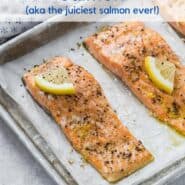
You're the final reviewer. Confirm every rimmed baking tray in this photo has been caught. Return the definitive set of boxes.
[1,18,185,185]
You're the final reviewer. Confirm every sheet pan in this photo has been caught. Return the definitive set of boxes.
[1,20,185,185]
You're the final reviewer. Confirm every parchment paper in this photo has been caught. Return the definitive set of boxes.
[1,22,185,185]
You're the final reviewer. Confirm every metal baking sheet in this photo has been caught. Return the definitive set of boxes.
[1,20,185,185]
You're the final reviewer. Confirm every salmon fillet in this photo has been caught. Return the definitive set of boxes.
[23,57,153,182]
[84,22,185,135]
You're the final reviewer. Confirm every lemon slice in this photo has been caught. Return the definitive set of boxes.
[35,67,75,95]
[144,56,176,94]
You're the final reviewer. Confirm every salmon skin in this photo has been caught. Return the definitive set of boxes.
[84,22,185,135]
[23,57,153,182]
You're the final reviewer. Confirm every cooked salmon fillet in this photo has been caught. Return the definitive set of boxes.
[23,57,153,182]
[84,22,185,135]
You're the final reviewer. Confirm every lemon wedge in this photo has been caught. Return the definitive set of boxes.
[35,67,75,95]
[144,56,176,94]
